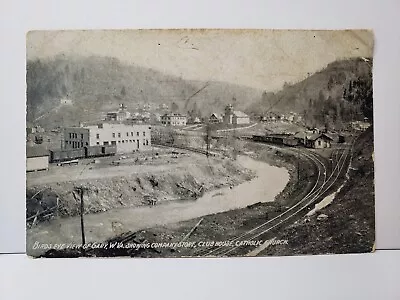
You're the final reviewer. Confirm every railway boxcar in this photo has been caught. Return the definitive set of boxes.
[49,150,61,162]
[253,134,298,147]
[283,138,298,147]
[69,148,85,160]
[252,135,266,143]
[252,135,284,145]
[50,148,85,162]
[103,145,117,156]
[271,136,284,144]
[85,145,103,158]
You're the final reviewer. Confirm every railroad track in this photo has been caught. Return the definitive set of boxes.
[154,138,352,257]
[99,138,353,258]
[196,141,353,257]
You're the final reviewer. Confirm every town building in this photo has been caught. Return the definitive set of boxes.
[295,115,303,123]
[60,98,73,105]
[26,125,45,135]
[161,113,187,126]
[187,116,202,124]
[159,103,169,110]
[260,112,278,122]
[26,145,49,172]
[124,112,151,124]
[26,127,36,135]
[105,103,131,121]
[152,113,162,123]
[62,127,90,149]
[193,117,201,124]
[209,113,222,124]
[223,104,250,125]
[63,123,152,153]
[304,133,333,149]
[350,121,371,131]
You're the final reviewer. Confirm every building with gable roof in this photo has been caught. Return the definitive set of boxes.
[223,104,250,125]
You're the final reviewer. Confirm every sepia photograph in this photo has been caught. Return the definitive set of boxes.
[25,29,374,258]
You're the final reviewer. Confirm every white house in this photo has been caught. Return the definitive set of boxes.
[209,113,222,123]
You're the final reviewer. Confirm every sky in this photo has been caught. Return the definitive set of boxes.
[27,29,374,91]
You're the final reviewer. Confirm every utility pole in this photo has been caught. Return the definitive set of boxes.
[233,123,237,160]
[297,149,300,183]
[232,99,237,161]
[79,187,86,246]
[205,123,211,157]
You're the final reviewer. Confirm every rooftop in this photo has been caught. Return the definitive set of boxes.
[162,113,187,117]
[26,145,49,158]
[233,111,249,118]
[210,113,221,118]
[307,133,333,141]
[80,121,151,128]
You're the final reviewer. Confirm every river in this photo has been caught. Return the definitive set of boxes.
[27,155,289,256]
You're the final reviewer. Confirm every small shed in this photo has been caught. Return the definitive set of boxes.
[26,146,49,172]
[305,133,333,149]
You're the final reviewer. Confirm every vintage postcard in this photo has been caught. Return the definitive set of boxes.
[26,29,374,258]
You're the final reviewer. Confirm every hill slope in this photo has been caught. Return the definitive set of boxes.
[263,127,375,255]
[26,55,262,128]
[247,57,373,128]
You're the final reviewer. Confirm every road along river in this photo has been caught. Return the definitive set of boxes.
[27,155,289,256]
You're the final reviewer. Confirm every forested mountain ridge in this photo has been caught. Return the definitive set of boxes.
[26,55,261,128]
[247,57,373,129]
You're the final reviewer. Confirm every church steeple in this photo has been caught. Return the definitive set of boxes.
[225,103,233,115]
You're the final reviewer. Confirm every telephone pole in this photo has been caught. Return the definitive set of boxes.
[232,99,237,160]
[79,187,86,246]
[297,150,300,183]
[205,123,211,157]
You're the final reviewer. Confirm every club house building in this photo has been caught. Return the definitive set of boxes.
[161,113,187,126]
[63,122,152,153]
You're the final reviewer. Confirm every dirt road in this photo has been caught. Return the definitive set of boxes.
[27,151,197,186]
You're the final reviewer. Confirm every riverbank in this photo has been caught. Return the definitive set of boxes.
[39,142,306,258]
[123,142,315,258]
[27,155,288,257]
[26,152,253,225]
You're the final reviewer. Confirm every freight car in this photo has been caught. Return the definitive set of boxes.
[103,145,117,156]
[50,148,85,163]
[85,145,117,158]
[85,145,103,158]
[252,135,298,147]
[50,145,117,163]
[283,137,298,146]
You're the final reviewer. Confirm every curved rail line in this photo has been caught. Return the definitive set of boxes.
[211,142,353,257]
[155,139,338,257]
[198,141,352,257]
[197,146,331,257]
[125,137,354,258]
